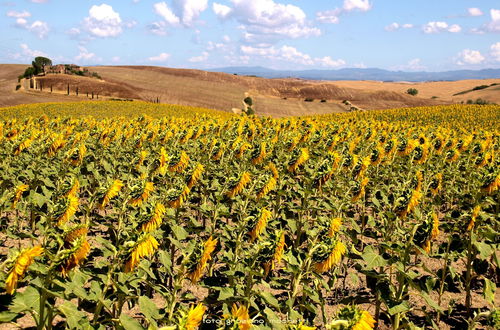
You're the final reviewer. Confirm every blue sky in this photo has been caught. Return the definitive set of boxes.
[1,0,499,71]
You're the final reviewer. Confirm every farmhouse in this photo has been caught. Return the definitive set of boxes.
[48,64,85,74]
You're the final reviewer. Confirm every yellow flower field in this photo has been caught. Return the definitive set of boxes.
[0,102,498,329]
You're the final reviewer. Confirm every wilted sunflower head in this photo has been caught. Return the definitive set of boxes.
[311,236,337,263]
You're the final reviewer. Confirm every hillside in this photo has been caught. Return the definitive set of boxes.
[2,64,498,117]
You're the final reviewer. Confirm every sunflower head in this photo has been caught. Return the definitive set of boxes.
[328,306,375,330]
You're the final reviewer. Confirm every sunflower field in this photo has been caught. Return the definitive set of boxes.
[0,101,498,329]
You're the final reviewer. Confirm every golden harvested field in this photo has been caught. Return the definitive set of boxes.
[331,79,500,105]
[7,64,494,117]
[0,101,498,329]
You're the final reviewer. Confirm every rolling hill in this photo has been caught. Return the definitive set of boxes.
[1,64,498,117]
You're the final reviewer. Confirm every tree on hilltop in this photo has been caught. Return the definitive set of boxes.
[32,56,52,75]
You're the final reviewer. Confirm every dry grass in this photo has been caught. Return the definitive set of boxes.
[2,64,497,117]
[331,79,500,104]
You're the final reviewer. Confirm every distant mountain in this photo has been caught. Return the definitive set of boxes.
[209,67,500,82]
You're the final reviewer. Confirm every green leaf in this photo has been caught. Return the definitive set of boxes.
[388,301,411,315]
[218,287,234,300]
[10,286,40,314]
[119,314,144,330]
[263,307,283,329]
[474,241,494,260]
[419,291,442,312]
[0,311,18,323]
[138,296,161,322]
[58,301,91,329]
[259,291,280,309]
[361,247,387,270]
[483,278,496,305]
[171,224,188,240]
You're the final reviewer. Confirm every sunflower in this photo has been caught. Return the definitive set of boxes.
[288,148,309,173]
[236,142,251,159]
[156,147,169,176]
[256,176,276,200]
[57,195,79,226]
[467,205,481,231]
[431,212,440,240]
[263,231,286,275]
[13,136,34,156]
[187,163,205,189]
[267,162,279,180]
[181,303,207,330]
[227,304,251,330]
[249,208,272,241]
[129,181,154,207]
[429,173,443,196]
[369,146,384,166]
[445,149,460,162]
[60,237,91,277]
[351,177,369,202]
[481,172,500,194]
[12,184,29,208]
[5,246,44,294]
[329,217,342,237]
[167,186,191,209]
[169,151,190,173]
[313,239,346,273]
[64,178,80,198]
[226,172,251,198]
[47,134,66,157]
[328,306,375,330]
[250,142,267,165]
[124,233,159,272]
[187,236,218,283]
[136,150,148,168]
[100,179,124,209]
[141,203,166,232]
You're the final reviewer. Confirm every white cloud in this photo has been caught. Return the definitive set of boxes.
[6,10,49,39]
[406,58,425,71]
[423,21,461,34]
[487,9,500,32]
[20,43,47,58]
[189,51,209,62]
[385,22,414,31]
[112,56,121,62]
[316,9,341,24]
[148,52,171,62]
[212,2,232,19]
[317,0,372,24]
[240,45,345,67]
[392,58,426,71]
[468,8,483,17]
[75,46,97,62]
[456,49,485,65]
[447,24,461,33]
[213,0,320,43]
[385,22,399,31]
[317,56,346,67]
[153,0,208,28]
[30,0,48,3]
[148,21,168,35]
[68,27,81,37]
[83,4,123,37]
[491,42,500,62]
[343,0,371,12]
[28,20,49,38]
[6,10,31,18]
[154,2,181,25]
[223,35,231,42]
